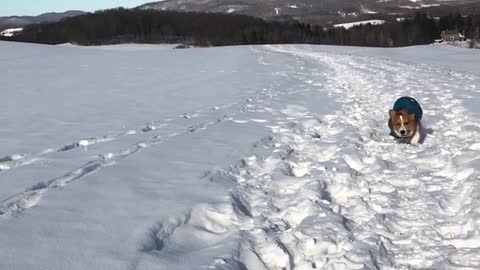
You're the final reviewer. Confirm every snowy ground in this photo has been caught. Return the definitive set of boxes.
[0,41,479,270]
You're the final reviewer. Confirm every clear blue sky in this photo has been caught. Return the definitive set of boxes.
[0,0,153,16]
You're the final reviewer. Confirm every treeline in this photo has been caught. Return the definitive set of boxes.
[3,8,480,47]
[7,9,314,46]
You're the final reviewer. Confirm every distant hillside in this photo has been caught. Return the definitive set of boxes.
[0,11,85,31]
[6,9,316,46]
[3,8,479,48]
[138,0,480,25]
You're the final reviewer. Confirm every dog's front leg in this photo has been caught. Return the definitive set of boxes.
[409,123,422,145]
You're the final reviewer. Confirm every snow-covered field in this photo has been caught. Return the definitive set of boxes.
[0,41,479,270]
[333,20,386,29]
[0,28,23,37]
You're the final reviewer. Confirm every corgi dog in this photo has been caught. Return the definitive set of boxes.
[388,96,424,145]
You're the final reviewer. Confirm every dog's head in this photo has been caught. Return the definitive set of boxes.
[389,109,417,138]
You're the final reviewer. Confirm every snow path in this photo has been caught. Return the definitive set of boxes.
[257,45,480,269]
[134,45,480,269]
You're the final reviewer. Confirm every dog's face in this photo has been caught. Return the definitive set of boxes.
[389,109,417,138]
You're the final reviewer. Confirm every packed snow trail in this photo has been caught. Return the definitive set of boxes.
[247,45,479,269]
[1,43,479,270]
[249,45,480,269]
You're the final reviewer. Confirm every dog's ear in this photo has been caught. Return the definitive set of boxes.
[409,113,415,120]
[389,109,396,119]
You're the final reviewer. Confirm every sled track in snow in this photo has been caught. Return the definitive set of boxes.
[0,103,243,216]
[0,100,245,173]
[134,45,480,269]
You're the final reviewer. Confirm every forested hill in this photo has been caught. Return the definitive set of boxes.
[3,8,480,47]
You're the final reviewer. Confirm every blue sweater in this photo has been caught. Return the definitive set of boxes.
[393,96,423,121]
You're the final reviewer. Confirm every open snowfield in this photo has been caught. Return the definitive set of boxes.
[0,41,479,270]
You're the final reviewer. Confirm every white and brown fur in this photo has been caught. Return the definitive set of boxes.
[388,109,424,144]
